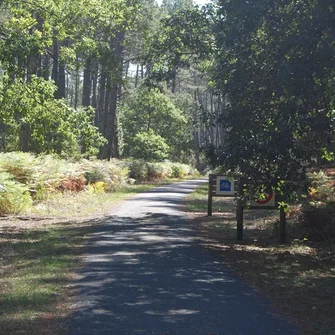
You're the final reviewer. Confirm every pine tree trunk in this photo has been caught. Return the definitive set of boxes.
[19,123,30,152]
[51,38,66,99]
[74,58,80,109]
[97,66,107,132]
[135,64,139,88]
[92,64,98,109]
[42,54,50,80]
[59,62,66,98]
[82,59,91,107]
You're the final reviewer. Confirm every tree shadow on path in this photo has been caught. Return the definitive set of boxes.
[65,213,299,335]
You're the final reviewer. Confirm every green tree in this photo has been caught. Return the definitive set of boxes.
[121,87,192,161]
[208,0,335,197]
[130,130,170,161]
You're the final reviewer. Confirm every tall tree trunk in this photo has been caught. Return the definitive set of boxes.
[141,64,144,79]
[52,38,66,99]
[135,64,139,88]
[106,82,119,159]
[91,62,98,110]
[82,58,91,107]
[19,124,30,152]
[0,124,7,151]
[124,60,129,78]
[103,76,111,136]
[42,53,50,80]
[59,62,66,98]
[97,66,107,131]
[74,58,80,109]
[51,39,59,88]
[105,31,125,159]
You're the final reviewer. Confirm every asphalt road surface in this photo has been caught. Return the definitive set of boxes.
[66,180,298,335]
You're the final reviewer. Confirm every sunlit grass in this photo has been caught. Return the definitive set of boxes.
[30,183,171,218]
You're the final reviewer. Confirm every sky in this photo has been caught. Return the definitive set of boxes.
[193,0,212,5]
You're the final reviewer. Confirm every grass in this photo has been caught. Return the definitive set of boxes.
[0,222,97,334]
[30,184,157,218]
[185,184,335,335]
[0,180,176,334]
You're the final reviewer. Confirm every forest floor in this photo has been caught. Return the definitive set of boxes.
[185,185,335,335]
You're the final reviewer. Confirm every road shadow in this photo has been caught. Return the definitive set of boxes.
[65,213,298,335]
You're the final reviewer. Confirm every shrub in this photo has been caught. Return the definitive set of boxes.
[59,176,86,192]
[80,159,129,191]
[299,168,335,240]
[0,171,32,214]
[127,160,149,182]
[298,206,335,241]
[0,152,37,184]
[31,155,82,199]
[127,160,198,182]
[147,163,169,180]
[130,130,170,162]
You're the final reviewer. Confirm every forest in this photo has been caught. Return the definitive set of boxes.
[0,0,334,226]
[0,0,335,333]
[0,0,333,188]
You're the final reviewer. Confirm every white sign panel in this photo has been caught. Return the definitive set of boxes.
[249,192,275,207]
[216,176,235,195]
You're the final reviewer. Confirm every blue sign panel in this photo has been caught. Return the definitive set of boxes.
[216,176,235,195]
[220,179,232,192]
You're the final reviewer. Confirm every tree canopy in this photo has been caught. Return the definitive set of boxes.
[207,0,335,198]
[0,0,333,180]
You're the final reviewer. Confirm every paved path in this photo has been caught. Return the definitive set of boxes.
[66,180,298,335]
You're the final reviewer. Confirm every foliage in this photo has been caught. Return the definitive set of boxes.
[121,87,192,161]
[0,171,32,214]
[80,159,129,191]
[130,130,170,162]
[208,0,335,199]
[298,168,335,240]
[0,152,198,213]
[146,5,214,86]
[0,76,105,155]
[0,152,37,184]
[127,159,198,182]
[306,170,335,208]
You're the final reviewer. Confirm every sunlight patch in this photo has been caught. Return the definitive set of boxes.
[168,309,200,315]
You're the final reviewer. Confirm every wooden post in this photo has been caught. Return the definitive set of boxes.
[236,198,243,240]
[279,206,286,243]
[208,175,213,216]
[236,181,243,240]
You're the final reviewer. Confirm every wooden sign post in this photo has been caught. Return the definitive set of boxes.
[207,175,287,243]
[208,174,236,216]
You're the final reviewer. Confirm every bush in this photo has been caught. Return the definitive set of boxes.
[130,130,170,162]
[299,206,335,241]
[147,162,172,180]
[0,152,199,213]
[127,160,149,182]
[80,159,129,191]
[127,160,198,182]
[299,168,335,240]
[0,172,32,214]
[32,155,82,199]
[0,152,37,184]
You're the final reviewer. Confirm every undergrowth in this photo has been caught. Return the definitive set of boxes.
[0,152,199,215]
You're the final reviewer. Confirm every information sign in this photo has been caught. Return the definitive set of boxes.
[216,176,235,195]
